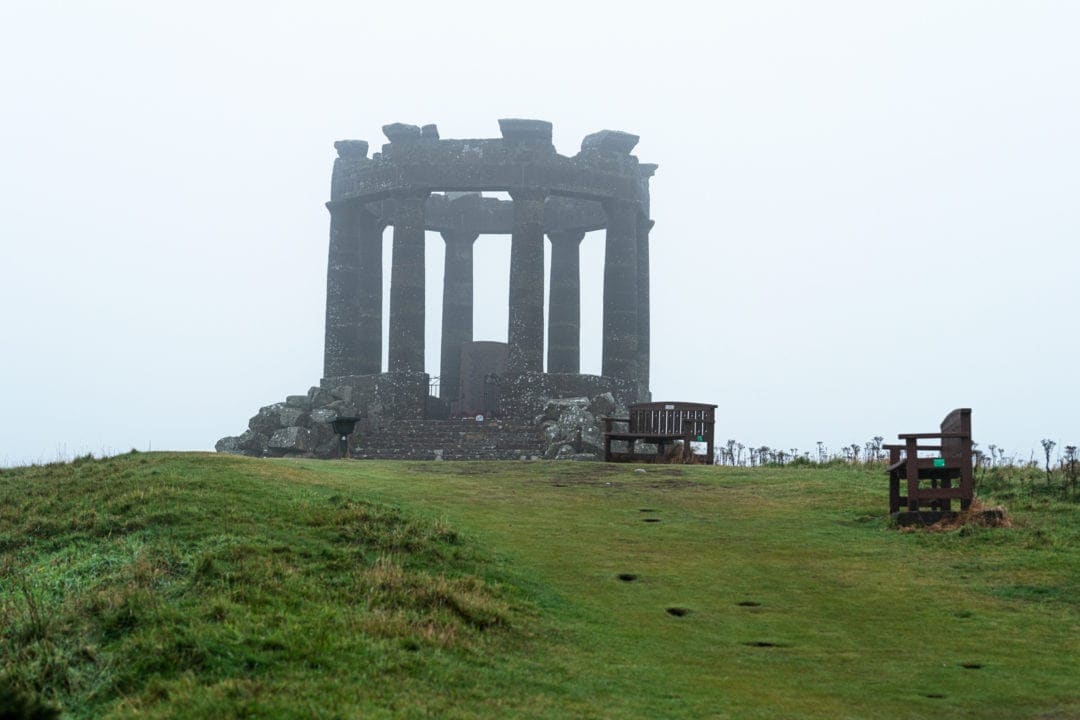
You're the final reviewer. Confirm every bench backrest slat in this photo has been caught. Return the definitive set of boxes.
[628,402,717,442]
[940,407,972,463]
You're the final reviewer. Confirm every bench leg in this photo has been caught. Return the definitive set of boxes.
[889,471,900,514]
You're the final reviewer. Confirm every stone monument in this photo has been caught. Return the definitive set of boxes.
[217,119,656,460]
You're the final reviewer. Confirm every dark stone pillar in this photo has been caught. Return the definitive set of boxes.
[546,229,585,374]
[507,189,547,374]
[388,191,429,373]
[324,203,383,378]
[356,212,385,376]
[601,199,639,386]
[439,230,478,406]
[636,217,653,396]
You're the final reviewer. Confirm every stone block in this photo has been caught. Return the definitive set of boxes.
[334,140,369,159]
[279,407,309,428]
[588,392,616,418]
[311,408,338,425]
[268,427,314,454]
[498,118,552,144]
[285,395,312,410]
[581,130,639,154]
[214,436,243,454]
[308,387,336,408]
[249,404,284,435]
[329,384,354,404]
[383,123,422,143]
[239,430,269,454]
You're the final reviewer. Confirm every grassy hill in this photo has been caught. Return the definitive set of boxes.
[1,453,1077,719]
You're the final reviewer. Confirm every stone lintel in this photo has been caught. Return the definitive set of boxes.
[421,124,440,139]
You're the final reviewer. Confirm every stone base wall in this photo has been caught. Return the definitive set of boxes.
[318,371,429,426]
[215,371,645,461]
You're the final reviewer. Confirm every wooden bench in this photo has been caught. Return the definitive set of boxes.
[603,401,717,464]
[885,408,973,513]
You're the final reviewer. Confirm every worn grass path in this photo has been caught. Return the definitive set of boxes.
[2,453,1078,718]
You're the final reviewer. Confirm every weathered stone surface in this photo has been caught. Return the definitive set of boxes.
[313,437,340,460]
[439,230,478,410]
[285,395,311,410]
[388,193,428,373]
[588,392,616,418]
[507,189,547,374]
[334,140,368,159]
[249,404,284,435]
[329,384,354,404]
[602,199,639,386]
[498,118,553,145]
[311,408,338,424]
[537,397,589,422]
[308,386,335,407]
[534,393,613,460]
[239,430,269,454]
[547,230,585,374]
[383,123,422,143]
[278,407,308,428]
[581,130,639,155]
[214,436,243,454]
[268,427,314,454]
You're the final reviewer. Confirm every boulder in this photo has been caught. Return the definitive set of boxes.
[308,386,336,408]
[536,396,589,424]
[278,407,309,428]
[249,404,284,435]
[312,437,341,460]
[329,384,354,404]
[285,395,312,410]
[327,399,359,417]
[588,392,616,418]
[214,436,243,454]
[239,430,269,454]
[310,408,338,425]
[268,427,314,454]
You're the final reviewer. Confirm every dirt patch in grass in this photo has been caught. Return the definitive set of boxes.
[616,574,638,582]
[665,607,690,617]
[742,641,789,648]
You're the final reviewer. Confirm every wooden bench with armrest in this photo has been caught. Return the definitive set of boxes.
[885,408,973,513]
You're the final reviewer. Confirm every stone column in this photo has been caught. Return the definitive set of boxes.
[388,191,429,373]
[636,217,653,396]
[324,203,383,378]
[546,229,586,374]
[356,211,385,376]
[601,198,639,386]
[507,189,547,374]
[439,230,479,406]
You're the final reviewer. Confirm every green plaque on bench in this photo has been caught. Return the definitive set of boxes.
[933,457,945,467]
[696,435,703,442]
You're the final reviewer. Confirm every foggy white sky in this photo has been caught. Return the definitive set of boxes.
[2,1,1077,466]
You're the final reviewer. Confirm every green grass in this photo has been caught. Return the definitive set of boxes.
[1,453,1078,719]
